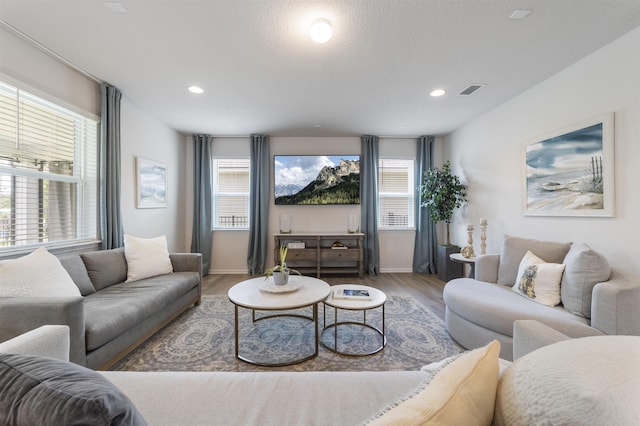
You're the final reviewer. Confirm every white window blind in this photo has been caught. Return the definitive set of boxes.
[378,158,415,229]
[212,158,250,229]
[0,81,98,250]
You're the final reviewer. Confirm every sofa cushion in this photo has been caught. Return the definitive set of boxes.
[0,353,146,425]
[497,235,571,286]
[0,247,81,298]
[124,234,173,282]
[83,272,199,351]
[369,340,500,426]
[444,278,588,337]
[58,254,96,296]
[493,335,640,425]
[512,251,565,306]
[561,243,611,318]
[81,248,128,291]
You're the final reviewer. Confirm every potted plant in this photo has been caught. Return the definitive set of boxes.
[265,245,301,285]
[419,161,468,280]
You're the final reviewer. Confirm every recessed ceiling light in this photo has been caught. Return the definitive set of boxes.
[310,18,333,44]
[509,9,532,20]
[430,89,446,97]
[104,2,127,13]
[188,86,204,94]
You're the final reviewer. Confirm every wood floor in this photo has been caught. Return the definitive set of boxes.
[201,272,448,320]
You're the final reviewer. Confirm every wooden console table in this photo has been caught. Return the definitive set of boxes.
[274,233,364,278]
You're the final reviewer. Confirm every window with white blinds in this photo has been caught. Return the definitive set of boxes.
[212,158,250,229]
[0,81,98,250]
[378,158,415,229]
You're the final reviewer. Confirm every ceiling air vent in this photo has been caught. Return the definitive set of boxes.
[458,84,485,96]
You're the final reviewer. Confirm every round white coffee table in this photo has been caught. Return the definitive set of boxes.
[228,275,330,366]
[322,284,387,356]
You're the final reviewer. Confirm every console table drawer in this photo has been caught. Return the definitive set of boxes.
[321,249,360,261]
[288,249,317,260]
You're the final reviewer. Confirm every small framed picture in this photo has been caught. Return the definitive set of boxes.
[136,157,167,208]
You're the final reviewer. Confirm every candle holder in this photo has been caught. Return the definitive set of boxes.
[279,214,291,234]
[348,214,359,233]
[462,224,475,258]
[480,219,488,255]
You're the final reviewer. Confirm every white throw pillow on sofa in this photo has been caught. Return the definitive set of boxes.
[124,234,173,282]
[512,251,565,306]
[0,247,81,297]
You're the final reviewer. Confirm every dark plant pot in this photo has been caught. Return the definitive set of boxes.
[437,245,463,282]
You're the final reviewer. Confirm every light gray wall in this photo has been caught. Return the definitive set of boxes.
[120,98,187,252]
[445,27,640,277]
[2,26,187,253]
[0,26,99,119]
[186,136,441,273]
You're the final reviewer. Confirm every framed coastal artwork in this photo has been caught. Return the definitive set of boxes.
[523,113,614,217]
[136,157,167,208]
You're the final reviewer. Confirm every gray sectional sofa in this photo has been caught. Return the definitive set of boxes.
[0,248,202,370]
[444,235,640,360]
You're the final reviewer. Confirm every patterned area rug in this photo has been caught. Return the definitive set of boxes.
[111,295,463,372]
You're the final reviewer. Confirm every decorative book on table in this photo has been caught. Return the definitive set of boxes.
[333,288,371,300]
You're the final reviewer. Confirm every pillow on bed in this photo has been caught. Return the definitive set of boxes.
[0,247,81,297]
[0,353,146,425]
[124,234,173,282]
[368,340,500,425]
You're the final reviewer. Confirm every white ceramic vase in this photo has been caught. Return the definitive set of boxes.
[272,269,289,285]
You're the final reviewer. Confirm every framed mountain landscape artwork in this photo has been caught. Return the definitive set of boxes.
[523,113,614,217]
[274,155,360,205]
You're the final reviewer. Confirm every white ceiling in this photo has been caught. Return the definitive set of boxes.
[2,0,639,137]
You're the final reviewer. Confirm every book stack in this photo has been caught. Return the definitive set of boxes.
[333,288,371,300]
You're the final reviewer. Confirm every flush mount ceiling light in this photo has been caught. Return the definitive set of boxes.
[430,89,446,97]
[310,18,333,44]
[188,85,204,94]
[104,2,127,13]
[509,9,532,20]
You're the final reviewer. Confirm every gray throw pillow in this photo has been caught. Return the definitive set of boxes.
[561,243,611,318]
[81,248,128,291]
[497,235,571,286]
[58,254,96,296]
[0,353,146,426]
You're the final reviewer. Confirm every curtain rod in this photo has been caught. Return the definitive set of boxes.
[1,19,103,84]
[205,135,428,139]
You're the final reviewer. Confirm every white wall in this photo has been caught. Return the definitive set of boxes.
[120,99,187,252]
[445,27,640,277]
[191,136,433,273]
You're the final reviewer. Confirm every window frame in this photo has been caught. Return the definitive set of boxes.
[211,157,251,230]
[0,80,99,254]
[377,157,416,230]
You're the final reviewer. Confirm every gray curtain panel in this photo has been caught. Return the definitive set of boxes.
[99,83,124,250]
[247,134,270,275]
[191,134,213,275]
[413,135,438,273]
[360,135,380,275]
